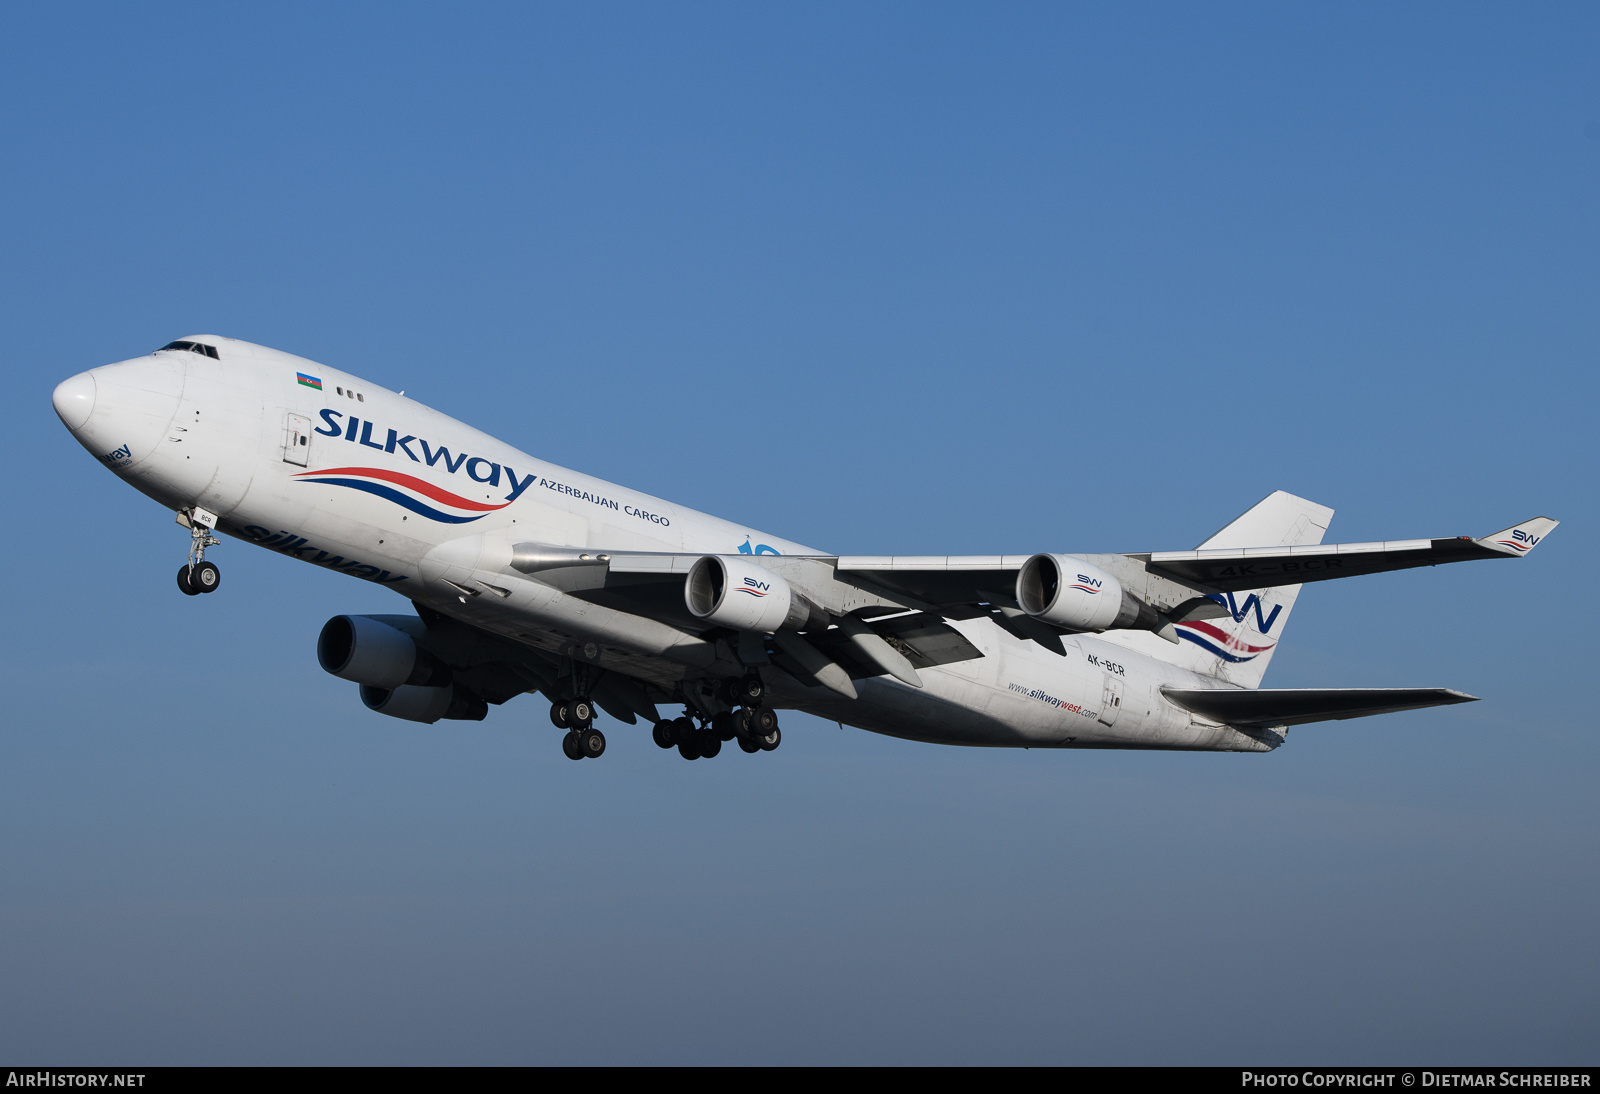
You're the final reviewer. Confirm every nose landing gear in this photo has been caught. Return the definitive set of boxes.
[176,507,222,595]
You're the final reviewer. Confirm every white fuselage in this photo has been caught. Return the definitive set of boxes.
[54,338,1272,752]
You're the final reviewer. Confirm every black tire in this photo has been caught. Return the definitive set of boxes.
[738,734,761,753]
[752,707,778,734]
[561,731,584,760]
[176,566,199,596]
[698,732,721,759]
[580,728,606,758]
[673,716,695,741]
[550,702,570,729]
[191,561,221,593]
[570,698,595,728]
[758,726,781,752]
[712,711,737,741]
[652,721,676,749]
[738,675,765,703]
[677,737,701,761]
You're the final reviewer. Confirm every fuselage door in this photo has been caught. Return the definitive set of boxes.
[283,412,312,467]
[1098,677,1123,726]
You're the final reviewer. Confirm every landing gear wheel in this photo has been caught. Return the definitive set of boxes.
[758,726,781,752]
[569,698,595,729]
[579,728,606,758]
[712,711,738,742]
[724,674,765,704]
[738,734,761,753]
[176,566,200,596]
[677,736,701,761]
[750,707,778,735]
[550,702,571,729]
[698,732,722,759]
[189,561,221,593]
[561,731,584,760]
[652,721,676,749]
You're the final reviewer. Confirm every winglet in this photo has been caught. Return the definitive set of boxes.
[1475,516,1559,557]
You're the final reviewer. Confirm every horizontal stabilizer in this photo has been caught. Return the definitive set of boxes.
[1162,687,1478,728]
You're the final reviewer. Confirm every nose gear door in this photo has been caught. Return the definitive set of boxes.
[283,412,312,466]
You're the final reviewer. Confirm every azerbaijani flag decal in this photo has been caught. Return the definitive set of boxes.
[297,372,323,390]
[293,466,511,524]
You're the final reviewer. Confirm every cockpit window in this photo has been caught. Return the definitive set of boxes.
[159,340,220,360]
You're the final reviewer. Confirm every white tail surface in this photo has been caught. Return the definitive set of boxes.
[1100,490,1334,688]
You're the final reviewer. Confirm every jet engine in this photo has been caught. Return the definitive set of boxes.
[317,615,450,688]
[1014,555,1141,632]
[684,555,827,633]
[359,683,487,724]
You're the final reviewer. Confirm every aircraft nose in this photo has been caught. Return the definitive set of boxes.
[55,354,186,472]
[52,371,97,431]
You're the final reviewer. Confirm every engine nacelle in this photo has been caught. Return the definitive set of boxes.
[359,683,487,724]
[317,615,449,689]
[1014,555,1138,632]
[684,555,825,633]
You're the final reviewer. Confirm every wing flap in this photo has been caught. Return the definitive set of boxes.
[1162,687,1478,728]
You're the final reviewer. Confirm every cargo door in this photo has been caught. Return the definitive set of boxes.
[1098,677,1124,727]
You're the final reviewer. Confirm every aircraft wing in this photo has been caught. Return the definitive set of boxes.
[834,516,1559,607]
[1161,687,1478,728]
[507,515,1555,668]
[1139,516,1559,593]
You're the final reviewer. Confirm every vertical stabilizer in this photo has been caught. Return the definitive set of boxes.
[1101,491,1333,688]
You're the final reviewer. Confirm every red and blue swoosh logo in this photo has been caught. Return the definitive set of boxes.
[294,466,510,524]
[1173,620,1277,663]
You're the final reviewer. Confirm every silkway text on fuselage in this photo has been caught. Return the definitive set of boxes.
[314,410,537,504]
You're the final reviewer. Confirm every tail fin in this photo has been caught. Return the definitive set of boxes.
[1102,491,1333,688]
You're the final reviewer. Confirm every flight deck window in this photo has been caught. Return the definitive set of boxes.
[158,341,220,360]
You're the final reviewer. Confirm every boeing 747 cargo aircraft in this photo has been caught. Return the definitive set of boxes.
[52,336,1557,761]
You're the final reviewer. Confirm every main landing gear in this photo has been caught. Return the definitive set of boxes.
[552,697,605,760]
[652,676,782,761]
[547,673,779,764]
[175,507,222,596]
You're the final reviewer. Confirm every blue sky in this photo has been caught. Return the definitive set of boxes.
[1,2,1595,1063]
